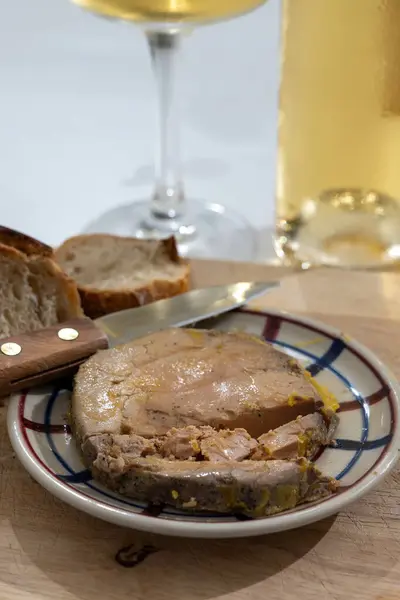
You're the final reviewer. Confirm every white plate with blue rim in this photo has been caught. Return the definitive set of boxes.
[7,309,400,538]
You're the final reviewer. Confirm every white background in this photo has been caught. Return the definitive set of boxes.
[0,0,281,257]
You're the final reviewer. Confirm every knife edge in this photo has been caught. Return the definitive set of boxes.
[96,281,279,345]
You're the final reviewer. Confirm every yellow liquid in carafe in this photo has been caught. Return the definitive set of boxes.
[276,0,400,267]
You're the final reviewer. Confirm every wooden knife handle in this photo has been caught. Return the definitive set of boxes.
[0,317,109,396]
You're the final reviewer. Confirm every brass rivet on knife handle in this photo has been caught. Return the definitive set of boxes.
[1,342,22,356]
[58,328,79,341]
[0,317,109,396]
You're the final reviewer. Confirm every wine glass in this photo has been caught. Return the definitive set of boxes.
[71,0,266,259]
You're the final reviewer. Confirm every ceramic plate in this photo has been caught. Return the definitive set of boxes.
[7,309,400,538]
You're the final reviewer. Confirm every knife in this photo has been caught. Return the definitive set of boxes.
[0,281,278,396]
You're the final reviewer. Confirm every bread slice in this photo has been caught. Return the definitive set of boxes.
[0,226,54,258]
[55,234,191,319]
[0,228,83,339]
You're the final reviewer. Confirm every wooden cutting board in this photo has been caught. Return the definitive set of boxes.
[1,262,400,600]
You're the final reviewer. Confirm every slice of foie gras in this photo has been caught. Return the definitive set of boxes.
[252,412,337,460]
[72,328,323,443]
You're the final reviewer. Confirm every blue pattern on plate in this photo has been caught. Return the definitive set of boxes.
[307,338,347,377]
[334,436,392,451]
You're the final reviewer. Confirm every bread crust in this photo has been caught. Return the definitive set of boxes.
[55,234,191,319]
[0,226,53,257]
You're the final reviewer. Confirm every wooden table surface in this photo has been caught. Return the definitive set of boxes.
[2,260,400,600]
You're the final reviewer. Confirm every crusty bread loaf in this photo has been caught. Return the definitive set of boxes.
[0,227,83,339]
[55,234,190,319]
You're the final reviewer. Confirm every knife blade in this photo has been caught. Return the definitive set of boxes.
[0,280,278,395]
[98,280,276,346]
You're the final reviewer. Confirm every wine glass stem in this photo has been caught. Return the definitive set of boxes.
[147,31,185,221]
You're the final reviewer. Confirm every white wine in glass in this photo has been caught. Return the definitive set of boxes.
[75,0,266,22]
[72,0,266,259]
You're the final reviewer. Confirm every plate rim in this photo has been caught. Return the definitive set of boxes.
[7,308,400,539]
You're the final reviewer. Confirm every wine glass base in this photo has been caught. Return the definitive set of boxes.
[82,199,258,260]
